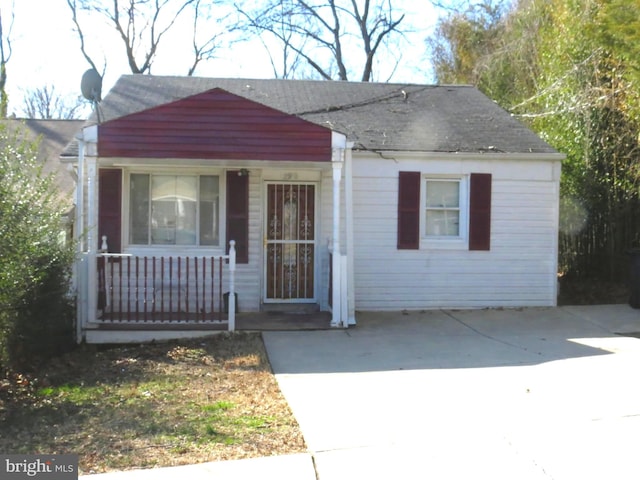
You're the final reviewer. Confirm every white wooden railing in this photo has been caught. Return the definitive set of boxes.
[77,241,237,337]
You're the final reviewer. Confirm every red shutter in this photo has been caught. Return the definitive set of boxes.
[98,169,122,253]
[226,171,249,263]
[469,173,492,251]
[397,171,421,249]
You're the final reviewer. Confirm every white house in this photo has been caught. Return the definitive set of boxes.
[66,76,563,343]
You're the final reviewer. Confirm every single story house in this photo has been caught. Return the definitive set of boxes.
[67,75,563,343]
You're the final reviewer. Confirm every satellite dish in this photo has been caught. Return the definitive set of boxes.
[81,68,102,103]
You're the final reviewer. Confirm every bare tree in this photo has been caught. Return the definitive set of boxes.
[187,0,230,76]
[237,0,307,79]
[0,5,14,118]
[21,85,86,119]
[67,0,229,77]
[237,0,405,82]
[67,0,194,74]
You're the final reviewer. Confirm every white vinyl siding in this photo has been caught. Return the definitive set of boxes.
[351,154,561,309]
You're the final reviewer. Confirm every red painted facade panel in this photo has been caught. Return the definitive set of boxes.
[98,88,333,162]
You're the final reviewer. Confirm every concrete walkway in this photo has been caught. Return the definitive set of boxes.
[81,305,640,479]
[264,305,640,480]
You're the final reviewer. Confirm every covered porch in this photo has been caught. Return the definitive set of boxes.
[78,242,333,343]
[72,88,355,343]
[75,178,350,343]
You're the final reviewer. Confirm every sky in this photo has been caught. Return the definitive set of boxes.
[0,0,441,118]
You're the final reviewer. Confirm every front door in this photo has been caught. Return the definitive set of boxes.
[264,183,316,302]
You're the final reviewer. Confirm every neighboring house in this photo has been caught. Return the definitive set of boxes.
[2,118,84,239]
[2,118,83,199]
[67,75,564,343]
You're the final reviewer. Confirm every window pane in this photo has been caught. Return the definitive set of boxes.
[425,180,461,237]
[199,176,219,246]
[426,210,460,236]
[426,181,459,208]
[130,174,220,247]
[129,174,149,244]
[151,175,197,245]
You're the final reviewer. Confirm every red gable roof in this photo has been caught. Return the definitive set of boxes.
[97,88,332,162]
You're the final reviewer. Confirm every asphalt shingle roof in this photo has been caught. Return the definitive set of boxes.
[2,118,83,201]
[89,75,558,155]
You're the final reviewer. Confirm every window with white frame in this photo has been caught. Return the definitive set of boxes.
[424,178,465,238]
[129,173,219,246]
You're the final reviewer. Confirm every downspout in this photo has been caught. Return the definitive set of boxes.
[551,157,563,305]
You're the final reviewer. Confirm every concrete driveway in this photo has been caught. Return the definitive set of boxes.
[263,305,640,480]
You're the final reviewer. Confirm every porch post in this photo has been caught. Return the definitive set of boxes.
[75,135,86,343]
[86,155,98,326]
[331,139,345,327]
[344,142,356,325]
[84,126,99,328]
[228,240,236,332]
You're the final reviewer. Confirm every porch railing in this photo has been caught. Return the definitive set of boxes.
[95,242,236,329]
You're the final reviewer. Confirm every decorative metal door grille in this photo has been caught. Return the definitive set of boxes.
[265,184,315,300]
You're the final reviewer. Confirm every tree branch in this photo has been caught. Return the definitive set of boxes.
[0,5,14,117]
[66,0,101,72]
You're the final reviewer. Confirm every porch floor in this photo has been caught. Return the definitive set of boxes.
[95,311,332,331]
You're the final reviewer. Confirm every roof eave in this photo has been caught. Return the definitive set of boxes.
[351,149,565,161]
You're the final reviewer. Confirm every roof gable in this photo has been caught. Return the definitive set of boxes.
[97,87,333,161]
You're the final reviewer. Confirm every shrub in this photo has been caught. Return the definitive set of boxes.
[0,123,76,372]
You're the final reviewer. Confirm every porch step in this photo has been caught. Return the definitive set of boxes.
[261,303,320,315]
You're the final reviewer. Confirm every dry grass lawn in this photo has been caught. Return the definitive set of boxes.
[0,333,306,475]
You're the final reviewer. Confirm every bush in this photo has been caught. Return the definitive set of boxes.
[0,123,76,372]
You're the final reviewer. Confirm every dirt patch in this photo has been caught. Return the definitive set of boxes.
[0,333,305,475]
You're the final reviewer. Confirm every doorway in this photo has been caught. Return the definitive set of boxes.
[264,183,316,302]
